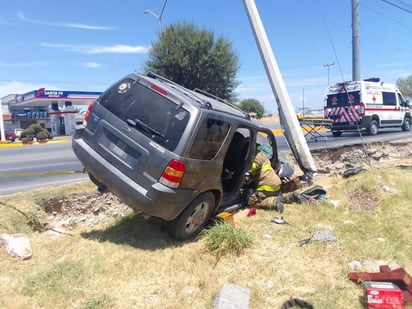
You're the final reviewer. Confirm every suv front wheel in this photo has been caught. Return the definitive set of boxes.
[166,192,215,241]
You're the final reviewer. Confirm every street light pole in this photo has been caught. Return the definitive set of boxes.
[323,62,335,86]
[144,0,168,34]
[0,98,5,142]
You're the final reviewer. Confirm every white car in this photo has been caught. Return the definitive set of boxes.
[13,128,23,138]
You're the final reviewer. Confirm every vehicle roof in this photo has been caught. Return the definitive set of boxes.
[136,72,251,122]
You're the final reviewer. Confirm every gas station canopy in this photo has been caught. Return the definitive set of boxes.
[12,88,102,107]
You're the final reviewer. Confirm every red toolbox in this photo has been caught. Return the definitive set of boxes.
[364,281,405,309]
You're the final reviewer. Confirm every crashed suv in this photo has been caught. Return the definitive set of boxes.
[72,72,292,240]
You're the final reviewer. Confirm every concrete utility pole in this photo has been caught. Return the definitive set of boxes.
[352,0,360,81]
[243,0,317,178]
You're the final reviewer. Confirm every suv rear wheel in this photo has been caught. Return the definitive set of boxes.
[166,192,215,241]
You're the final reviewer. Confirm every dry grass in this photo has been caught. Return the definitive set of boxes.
[1,165,412,308]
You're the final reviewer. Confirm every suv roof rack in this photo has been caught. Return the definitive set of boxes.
[146,71,208,106]
[147,71,250,119]
[193,88,249,118]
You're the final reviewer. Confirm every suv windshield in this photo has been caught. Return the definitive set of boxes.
[99,77,190,151]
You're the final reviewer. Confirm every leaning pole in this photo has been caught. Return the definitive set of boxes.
[243,0,317,179]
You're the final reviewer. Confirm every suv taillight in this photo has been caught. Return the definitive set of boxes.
[84,104,94,123]
[159,159,186,188]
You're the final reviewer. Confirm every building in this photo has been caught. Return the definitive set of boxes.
[1,88,102,136]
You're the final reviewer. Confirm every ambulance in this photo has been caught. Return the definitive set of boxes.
[324,78,411,136]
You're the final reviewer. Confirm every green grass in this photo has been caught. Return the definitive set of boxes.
[0,167,412,308]
[198,221,253,259]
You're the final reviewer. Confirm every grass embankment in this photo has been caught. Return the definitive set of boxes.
[0,167,412,308]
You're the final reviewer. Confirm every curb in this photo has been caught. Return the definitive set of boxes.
[0,139,67,148]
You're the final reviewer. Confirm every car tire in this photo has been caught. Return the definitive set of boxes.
[402,117,411,131]
[166,192,215,241]
[331,131,342,137]
[367,120,379,135]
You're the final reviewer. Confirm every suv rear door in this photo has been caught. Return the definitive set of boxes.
[82,75,191,191]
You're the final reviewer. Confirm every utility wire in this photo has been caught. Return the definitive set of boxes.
[316,0,371,167]
[380,0,412,14]
[361,3,411,30]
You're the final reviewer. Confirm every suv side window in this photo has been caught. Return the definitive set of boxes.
[189,119,230,160]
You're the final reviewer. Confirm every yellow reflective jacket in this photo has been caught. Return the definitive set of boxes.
[251,152,281,192]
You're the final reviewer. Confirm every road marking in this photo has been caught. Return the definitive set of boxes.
[0,170,85,177]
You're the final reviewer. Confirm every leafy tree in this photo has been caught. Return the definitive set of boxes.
[237,98,265,119]
[397,74,412,99]
[145,22,239,101]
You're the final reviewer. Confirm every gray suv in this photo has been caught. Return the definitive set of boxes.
[72,72,289,240]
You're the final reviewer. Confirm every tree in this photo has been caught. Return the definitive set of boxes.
[145,22,239,101]
[237,98,265,119]
[397,75,412,99]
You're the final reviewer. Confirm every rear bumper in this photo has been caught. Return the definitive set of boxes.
[72,130,197,221]
[330,116,372,131]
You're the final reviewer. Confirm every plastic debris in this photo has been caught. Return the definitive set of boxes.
[0,233,32,260]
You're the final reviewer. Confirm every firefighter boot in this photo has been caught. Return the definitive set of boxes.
[275,193,284,214]
[259,196,283,213]
[291,191,308,204]
[282,191,308,204]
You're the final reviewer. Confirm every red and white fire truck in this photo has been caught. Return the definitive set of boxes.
[324,78,411,136]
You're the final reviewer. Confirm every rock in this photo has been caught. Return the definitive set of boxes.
[214,283,250,309]
[348,260,362,272]
[0,234,32,260]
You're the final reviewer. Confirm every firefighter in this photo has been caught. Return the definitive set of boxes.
[248,144,307,213]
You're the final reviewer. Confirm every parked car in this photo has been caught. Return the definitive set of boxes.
[72,72,293,240]
[3,130,16,142]
[13,128,23,138]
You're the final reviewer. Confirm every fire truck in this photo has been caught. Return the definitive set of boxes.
[324,78,411,136]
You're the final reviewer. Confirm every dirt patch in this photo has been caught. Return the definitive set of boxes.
[347,187,379,212]
[285,139,412,178]
[36,191,132,228]
[37,139,412,229]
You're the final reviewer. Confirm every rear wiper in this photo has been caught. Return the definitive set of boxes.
[126,118,165,138]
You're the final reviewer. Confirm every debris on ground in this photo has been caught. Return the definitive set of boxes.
[299,229,337,246]
[214,283,250,309]
[0,233,32,260]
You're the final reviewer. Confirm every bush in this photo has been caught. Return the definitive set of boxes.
[20,128,35,140]
[198,221,253,259]
[36,131,48,141]
[21,136,34,143]
[20,124,53,141]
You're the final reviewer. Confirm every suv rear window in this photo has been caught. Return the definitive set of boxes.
[99,77,190,151]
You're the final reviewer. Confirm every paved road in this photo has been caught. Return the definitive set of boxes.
[1,125,411,195]
[0,137,88,195]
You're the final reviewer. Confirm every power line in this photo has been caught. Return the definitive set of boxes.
[362,3,411,30]
[380,0,412,14]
